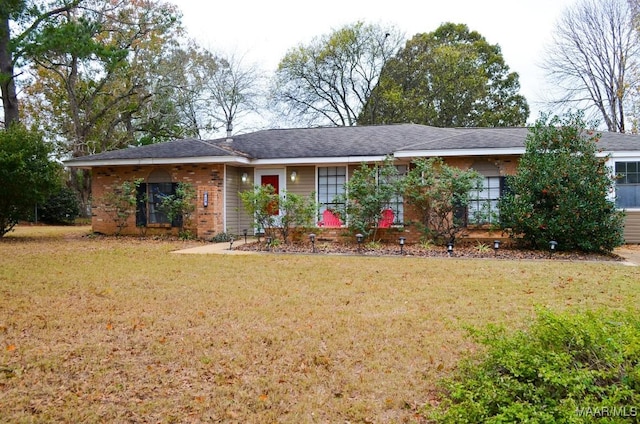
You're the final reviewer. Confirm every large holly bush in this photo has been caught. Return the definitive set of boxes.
[499,113,624,252]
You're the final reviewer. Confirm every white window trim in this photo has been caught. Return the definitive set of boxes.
[608,157,640,212]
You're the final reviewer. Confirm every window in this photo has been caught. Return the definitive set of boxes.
[468,176,502,225]
[317,166,346,214]
[148,182,175,224]
[615,161,640,208]
[380,164,407,224]
[136,170,180,227]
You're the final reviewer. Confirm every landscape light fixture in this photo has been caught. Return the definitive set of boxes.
[493,240,501,256]
[447,241,454,257]
[290,171,297,182]
[309,233,316,253]
[243,228,248,243]
[229,237,234,251]
[241,172,248,183]
[399,237,406,255]
[356,233,364,252]
[549,240,558,257]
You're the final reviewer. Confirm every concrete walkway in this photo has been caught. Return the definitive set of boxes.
[171,239,256,255]
[615,245,640,266]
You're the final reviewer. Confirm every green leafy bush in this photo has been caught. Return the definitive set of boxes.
[159,182,196,239]
[38,186,80,225]
[210,232,232,243]
[335,157,402,242]
[402,157,482,244]
[499,113,625,252]
[239,184,278,238]
[426,308,640,423]
[239,185,317,244]
[0,125,60,236]
[277,191,317,243]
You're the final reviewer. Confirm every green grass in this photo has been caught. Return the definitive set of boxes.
[1,226,639,423]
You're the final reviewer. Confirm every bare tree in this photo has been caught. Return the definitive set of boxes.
[203,52,265,136]
[272,21,404,127]
[542,0,640,132]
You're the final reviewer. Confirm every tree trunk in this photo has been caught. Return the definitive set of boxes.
[0,16,19,127]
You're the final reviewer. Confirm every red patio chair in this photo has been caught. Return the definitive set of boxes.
[378,208,394,228]
[320,209,343,227]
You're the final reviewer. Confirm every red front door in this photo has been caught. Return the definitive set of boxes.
[261,175,279,215]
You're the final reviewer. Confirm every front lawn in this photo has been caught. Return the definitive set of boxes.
[1,226,638,423]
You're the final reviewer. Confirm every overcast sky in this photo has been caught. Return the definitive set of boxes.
[170,0,578,127]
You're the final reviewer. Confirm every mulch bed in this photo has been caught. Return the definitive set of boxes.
[236,241,623,262]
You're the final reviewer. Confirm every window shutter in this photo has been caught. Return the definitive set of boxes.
[136,183,147,227]
[170,183,183,228]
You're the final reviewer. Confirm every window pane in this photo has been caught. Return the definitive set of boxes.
[148,182,173,224]
[616,185,640,208]
[318,167,346,218]
[615,162,640,208]
[468,176,501,224]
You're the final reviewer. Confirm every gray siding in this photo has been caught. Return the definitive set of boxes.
[286,166,315,196]
[225,166,254,236]
[623,210,640,243]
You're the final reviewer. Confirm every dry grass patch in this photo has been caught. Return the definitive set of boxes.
[1,226,639,423]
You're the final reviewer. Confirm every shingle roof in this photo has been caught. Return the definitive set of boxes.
[64,124,640,165]
[73,138,244,161]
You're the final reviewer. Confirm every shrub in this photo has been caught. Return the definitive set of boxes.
[158,182,196,239]
[210,232,233,243]
[38,186,80,225]
[239,184,278,238]
[335,157,402,242]
[0,125,59,236]
[499,113,625,252]
[277,191,317,243]
[102,179,142,236]
[402,157,482,244]
[239,185,317,244]
[426,308,640,423]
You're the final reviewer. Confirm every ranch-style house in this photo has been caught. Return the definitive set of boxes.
[64,124,640,243]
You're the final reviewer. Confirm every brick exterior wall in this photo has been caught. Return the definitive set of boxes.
[90,155,521,241]
[91,164,224,238]
[292,156,521,246]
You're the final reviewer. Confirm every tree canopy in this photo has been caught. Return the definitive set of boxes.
[0,0,81,128]
[21,0,184,158]
[0,124,60,236]
[272,21,404,127]
[359,23,529,128]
